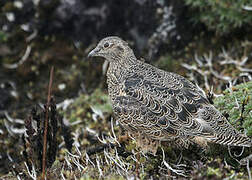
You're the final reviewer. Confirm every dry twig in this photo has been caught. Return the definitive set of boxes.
[42,66,54,179]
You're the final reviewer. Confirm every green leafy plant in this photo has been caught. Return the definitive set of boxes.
[185,0,252,34]
[214,81,252,137]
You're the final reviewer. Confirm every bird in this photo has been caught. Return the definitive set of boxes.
[88,36,251,154]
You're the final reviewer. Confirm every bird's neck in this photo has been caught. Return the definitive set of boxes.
[106,53,138,101]
[111,53,137,70]
[107,60,128,78]
[107,55,136,81]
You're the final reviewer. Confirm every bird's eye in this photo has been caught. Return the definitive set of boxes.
[104,42,109,48]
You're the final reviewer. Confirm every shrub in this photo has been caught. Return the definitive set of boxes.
[185,0,252,34]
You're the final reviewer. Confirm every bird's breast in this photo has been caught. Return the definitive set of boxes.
[106,65,127,102]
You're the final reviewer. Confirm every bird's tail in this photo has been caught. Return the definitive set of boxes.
[207,133,251,147]
[197,105,251,147]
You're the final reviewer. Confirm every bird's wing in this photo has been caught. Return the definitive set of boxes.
[122,68,213,137]
[113,63,251,146]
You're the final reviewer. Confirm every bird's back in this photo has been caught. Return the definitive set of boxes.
[108,59,251,147]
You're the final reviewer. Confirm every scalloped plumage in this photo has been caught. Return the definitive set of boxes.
[88,36,251,154]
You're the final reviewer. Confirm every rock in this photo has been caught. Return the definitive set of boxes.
[1,0,195,58]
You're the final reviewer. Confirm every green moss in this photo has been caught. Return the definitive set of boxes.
[0,31,8,42]
[207,167,222,178]
[125,140,136,152]
[62,89,112,124]
[214,81,252,137]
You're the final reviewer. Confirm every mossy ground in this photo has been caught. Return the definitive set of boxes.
[42,82,251,179]
[1,40,252,179]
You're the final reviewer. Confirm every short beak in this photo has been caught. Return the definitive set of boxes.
[88,47,100,58]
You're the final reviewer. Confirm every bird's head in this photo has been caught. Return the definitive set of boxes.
[88,36,135,63]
